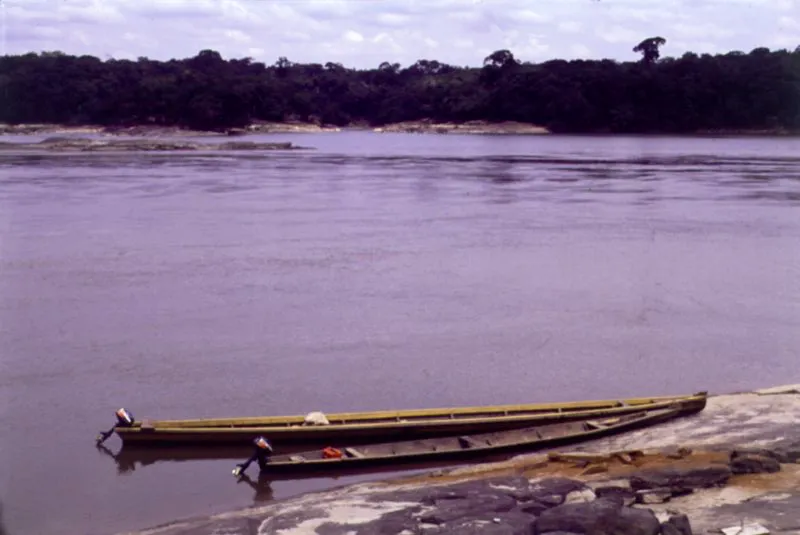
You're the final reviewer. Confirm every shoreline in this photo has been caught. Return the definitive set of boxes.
[3,121,799,138]
[122,384,800,535]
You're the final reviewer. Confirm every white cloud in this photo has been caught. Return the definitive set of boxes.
[672,23,736,40]
[778,16,800,30]
[343,30,364,43]
[3,0,795,68]
[376,13,412,27]
[510,9,550,23]
[223,30,250,44]
[600,26,645,45]
[558,21,583,34]
[570,44,592,58]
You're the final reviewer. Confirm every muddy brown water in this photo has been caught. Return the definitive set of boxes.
[1,132,799,535]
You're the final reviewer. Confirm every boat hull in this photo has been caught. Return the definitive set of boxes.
[113,393,707,448]
[255,401,704,477]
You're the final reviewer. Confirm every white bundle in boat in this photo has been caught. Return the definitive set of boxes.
[303,411,330,426]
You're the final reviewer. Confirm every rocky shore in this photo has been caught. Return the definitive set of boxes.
[0,120,549,138]
[4,122,797,138]
[124,385,800,535]
[0,136,305,152]
[372,120,550,135]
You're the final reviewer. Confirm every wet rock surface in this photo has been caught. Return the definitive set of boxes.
[0,136,305,152]
[629,466,732,492]
[136,475,696,535]
[729,452,781,474]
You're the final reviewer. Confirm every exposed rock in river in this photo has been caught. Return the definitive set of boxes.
[373,119,550,135]
[0,137,305,152]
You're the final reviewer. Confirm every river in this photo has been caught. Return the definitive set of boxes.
[0,132,798,535]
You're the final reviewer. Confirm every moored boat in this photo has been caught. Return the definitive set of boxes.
[96,392,707,448]
[232,397,704,478]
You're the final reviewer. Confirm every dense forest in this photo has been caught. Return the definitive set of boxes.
[1,39,799,134]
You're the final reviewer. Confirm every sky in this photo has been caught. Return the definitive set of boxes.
[1,0,798,68]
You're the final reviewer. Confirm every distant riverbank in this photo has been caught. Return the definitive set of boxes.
[0,120,550,137]
[5,120,800,139]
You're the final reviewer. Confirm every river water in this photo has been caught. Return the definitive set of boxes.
[1,132,799,534]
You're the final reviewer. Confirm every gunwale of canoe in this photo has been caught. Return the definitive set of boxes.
[255,401,702,474]
[128,393,705,429]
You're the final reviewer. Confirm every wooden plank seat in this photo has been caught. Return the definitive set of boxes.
[344,447,365,458]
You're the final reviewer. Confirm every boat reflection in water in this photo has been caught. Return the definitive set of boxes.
[95,444,276,502]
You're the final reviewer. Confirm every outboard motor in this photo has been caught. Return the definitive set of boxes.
[233,436,273,477]
[115,408,135,427]
[96,407,135,445]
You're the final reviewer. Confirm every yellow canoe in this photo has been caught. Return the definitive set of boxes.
[102,391,707,448]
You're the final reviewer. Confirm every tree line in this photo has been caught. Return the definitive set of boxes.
[1,40,799,133]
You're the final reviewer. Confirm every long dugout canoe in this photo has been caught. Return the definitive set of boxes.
[100,391,707,448]
[235,399,704,478]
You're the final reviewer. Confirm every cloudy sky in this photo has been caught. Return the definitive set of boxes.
[2,0,798,68]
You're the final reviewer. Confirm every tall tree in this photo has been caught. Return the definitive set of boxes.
[633,37,667,64]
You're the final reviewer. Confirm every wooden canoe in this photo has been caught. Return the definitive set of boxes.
[242,399,703,477]
[108,392,707,447]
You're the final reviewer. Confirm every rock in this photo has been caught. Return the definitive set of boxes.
[635,489,673,504]
[769,439,800,463]
[629,466,731,491]
[408,477,535,505]
[564,488,597,504]
[529,478,591,505]
[534,498,660,535]
[0,137,303,152]
[426,511,537,535]
[665,514,693,535]
[661,524,683,535]
[534,498,620,534]
[418,493,518,524]
[616,508,661,535]
[593,486,636,506]
[729,454,781,474]
[519,500,550,517]
[720,524,770,535]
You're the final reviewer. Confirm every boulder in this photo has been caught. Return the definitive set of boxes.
[427,511,537,535]
[660,524,683,535]
[530,478,592,505]
[769,439,800,463]
[534,498,660,535]
[628,466,731,491]
[664,514,693,535]
[419,492,518,525]
[634,488,673,504]
[394,477,533,506]
[729,453,781,474]
[593,486,636,507]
